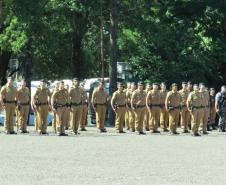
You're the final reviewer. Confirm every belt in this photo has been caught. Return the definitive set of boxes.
[71,102,81,106]
[193,106,205,109]
[56,104,68,108]
[96,103,106,106]
[149,104,161,107]
[40,102,48,106]
[117,104,126,107]
[181,105,187,108]
[136,105,146,108]
[5,100,17,104]
[168,106,181,110]
[174,106,181,109]
[18,102,29,106]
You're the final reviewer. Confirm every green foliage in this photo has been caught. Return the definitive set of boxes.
[1,0,226,88]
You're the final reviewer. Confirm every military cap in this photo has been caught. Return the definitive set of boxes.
[73,78,79,81]
[40,79,44,82]
[171,83,177,87]
[7,77,12,80]
[131,82,136,86]
[152,83,159,86]
[182,82,187,85]
[210,88,215,91]
[117,82,123,86]
[60,80,64,84]
[199,82,205,86]
[138,81,144,86]
[54,81,59,85]
[160,82,166,86]
[193,84,198,87]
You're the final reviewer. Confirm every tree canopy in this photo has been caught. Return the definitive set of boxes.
[1,0,226,88]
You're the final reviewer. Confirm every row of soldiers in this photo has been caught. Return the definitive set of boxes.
[0,77,225,136]
[111,81,226,136]
[0,78,89,135]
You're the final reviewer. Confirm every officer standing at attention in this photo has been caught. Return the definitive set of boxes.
[80,87,88,131]
[187,84,202,136]
[0,77,17,134]
[69,78,83,135]
[92,81,108,133]
[179,82,190,133]
[160,83,169,132]
[165,83,182,135]
[111,82,127,133]
[126,82,136,132]
[209,88,216,130]
[199,83,209,134]
[131,82,146,135]
[51,81,69,136]
[146,83,161,133]
[32,80,51,135]
[15,83,21,131]
[16,79,30,133]
[215,85,226,132]
[65,84,71,130]
[50,81,59,133]
[31,85,41,131]
[124,82,131,130]
[144,82,151,131]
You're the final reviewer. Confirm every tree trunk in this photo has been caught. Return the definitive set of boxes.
[23,38,33,90]
[108,0,118,126]
[0,51,11,86]
[71,12,82,79]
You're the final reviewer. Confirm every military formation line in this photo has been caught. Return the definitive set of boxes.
[1,77,226,137]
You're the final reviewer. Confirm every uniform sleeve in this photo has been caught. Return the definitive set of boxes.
[131,91,136,103]
[111,92,117,104]
[187,93,192,102]
[146,92,151,104]
[216,93,221,105]
[91,89,97,104]
[68,88,73,97]
[179,93,182,103]
[51,91,58,106]
[0,86,6,96]
[165,92,170,102]
[48,89,51,97]
[111,92,116,106]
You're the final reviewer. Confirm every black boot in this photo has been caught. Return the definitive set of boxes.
[207,125,211,131]
[212,124,217,130]
[219,125,225,132]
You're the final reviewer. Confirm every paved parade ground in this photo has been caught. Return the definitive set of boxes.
[0,126,226,185]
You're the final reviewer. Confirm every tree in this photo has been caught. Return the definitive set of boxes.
[108,0,118,125]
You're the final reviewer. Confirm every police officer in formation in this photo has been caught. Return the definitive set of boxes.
[215,86,226,132]
[0,78,226,137]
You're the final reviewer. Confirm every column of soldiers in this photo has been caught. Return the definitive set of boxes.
[1,77,226,137]
[112,81,226,136]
